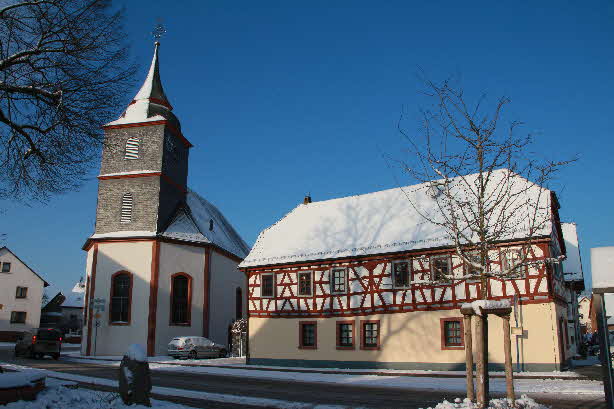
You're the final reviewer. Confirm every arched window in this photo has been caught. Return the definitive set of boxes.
[124,137,140,159]
[110,272,132,324]
[170,273,191,325]
[235,287,243,320]
[120,193,133,224]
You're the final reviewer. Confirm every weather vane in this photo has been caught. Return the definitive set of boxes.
[152,21,166,43]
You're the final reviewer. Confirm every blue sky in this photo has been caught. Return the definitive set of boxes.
[2,0,612,295]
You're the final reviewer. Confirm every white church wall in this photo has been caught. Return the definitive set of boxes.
[81,247,95,355]
[208,250,245,347]
[90,241,153,356]
[155,241,206,355]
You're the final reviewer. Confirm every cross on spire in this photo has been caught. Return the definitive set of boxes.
[152,22,166,44]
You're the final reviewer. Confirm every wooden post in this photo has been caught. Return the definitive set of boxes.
[501,313,515,402]
[475,312,487,408]
[463,313,475,401]
[594,293,614,408]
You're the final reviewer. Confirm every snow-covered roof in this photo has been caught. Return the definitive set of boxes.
[160,190,250,259]
[240,169,553,268]
[105,42,179,128]
[561,223,584,283]
[62,291,85,308]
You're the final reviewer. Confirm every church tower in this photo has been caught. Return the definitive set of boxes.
[95,41,192,235]
[82,38,249,358]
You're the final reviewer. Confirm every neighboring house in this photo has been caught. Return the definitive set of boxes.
[560,222,585,356]
[0,247,49,341]
[578,296,592,334]
[81,41,249,357]
[41,280,86,342]
[240,171,580,371]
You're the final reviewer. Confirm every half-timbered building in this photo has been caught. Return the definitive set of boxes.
[240,170,583,371]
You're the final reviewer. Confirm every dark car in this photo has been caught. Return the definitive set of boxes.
[14,328,63,360]
[167,336,227,359]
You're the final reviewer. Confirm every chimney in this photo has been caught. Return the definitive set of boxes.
[303,194,312,205]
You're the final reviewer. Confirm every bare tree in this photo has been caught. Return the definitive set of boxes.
[396,76,573,407]
[0,0,136,200]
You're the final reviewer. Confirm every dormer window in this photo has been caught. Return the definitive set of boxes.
[124,137,140,160]
[120,193,133,224]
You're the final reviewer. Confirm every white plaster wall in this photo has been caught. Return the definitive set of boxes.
[154,242,206,355]
[89,241,153,356]
[0,248,45,333]
[208,251,245,346]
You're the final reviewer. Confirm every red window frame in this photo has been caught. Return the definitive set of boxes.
[336,320,355,350]
[392,261,411,288]
[298,271,313,296]
[360,320,380,350]
[330,268,348,294]
[298,321,317,349]
[440,317,464,350]
[170,272,192,326]
[109,271,133,326]
[260,273,275,298]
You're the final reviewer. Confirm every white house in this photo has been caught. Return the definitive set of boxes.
[0,246,49,341]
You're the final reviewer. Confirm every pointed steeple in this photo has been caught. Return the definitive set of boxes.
[106,41,180,128]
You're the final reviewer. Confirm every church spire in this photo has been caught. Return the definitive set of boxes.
[106,39,180,128]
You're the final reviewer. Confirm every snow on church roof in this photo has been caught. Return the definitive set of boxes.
[160,190,250,259]
[240,169,553,268]
[105,42,179,128]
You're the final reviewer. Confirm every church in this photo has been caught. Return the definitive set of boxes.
[81,40,249,357]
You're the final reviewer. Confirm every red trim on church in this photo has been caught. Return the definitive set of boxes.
[85,244,98,356]
[147,241,161,356]
[102,120,193,148]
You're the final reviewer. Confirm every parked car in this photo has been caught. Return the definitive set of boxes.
[167,336,227,359]
[14,328,62,360]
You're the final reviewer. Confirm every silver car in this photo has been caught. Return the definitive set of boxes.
[167,336,227,359]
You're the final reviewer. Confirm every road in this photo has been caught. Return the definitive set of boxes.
[0,347,606,409]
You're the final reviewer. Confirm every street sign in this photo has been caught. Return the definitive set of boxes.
[92,298,106,311]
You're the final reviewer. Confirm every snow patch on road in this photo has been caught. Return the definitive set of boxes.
[424,395,548,409]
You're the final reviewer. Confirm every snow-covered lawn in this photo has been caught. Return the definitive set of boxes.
[423,395,548,409]
[2,384,194,409]
[59,357,605,395]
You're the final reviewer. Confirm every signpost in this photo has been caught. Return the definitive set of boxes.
[591,247,614,409]
[91,298,105,356]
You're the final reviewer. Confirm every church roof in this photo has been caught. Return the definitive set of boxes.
[161,190,251,259]
[105,42,180,128]
[239,169,554,268]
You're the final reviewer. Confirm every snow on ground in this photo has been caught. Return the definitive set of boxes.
[59,357,604,395]
[423,395,548,409]
[0,363,352,409]
[0,342,15,348]
[2,384,193,409]
[0,369,44,388]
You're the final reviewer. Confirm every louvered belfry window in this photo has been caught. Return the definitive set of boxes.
[120,193,133,224]
[124,137,140,159]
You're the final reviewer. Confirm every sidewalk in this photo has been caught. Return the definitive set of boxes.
[63,352,591,380]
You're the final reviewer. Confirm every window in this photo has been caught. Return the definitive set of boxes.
[336,321,355,349]
[431,255,451,281]
[463,251,481,276]
[501,248,524,275]
[1,262,11,273]
[120,193,133,224]
[124,137,140,159]
[330,268,347,293]
[360,320,380,350]
[110,272,132,324]
[261,273,274,298]
[299,321,317,349]
[298,272,312,296]
[170,273,191,325]
[392,261,410,288]
[10,311,26,324]
[441,318,464,349]
[235,287,243,320]
[15,287,27,299]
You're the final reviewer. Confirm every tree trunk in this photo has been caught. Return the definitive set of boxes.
[502,314,515,402]
[463,313,475,401]
[475,313,489,408]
